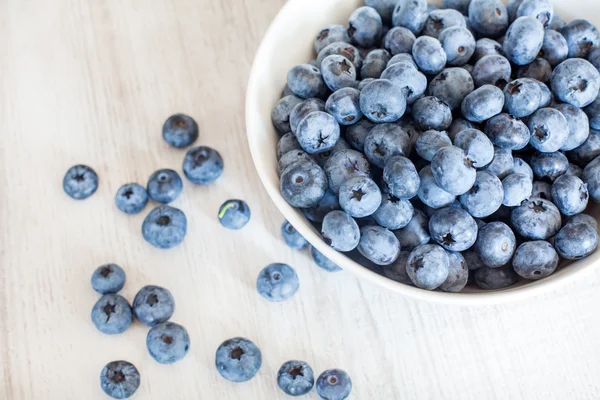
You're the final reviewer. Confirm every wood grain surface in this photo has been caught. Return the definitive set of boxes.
[2,0,600,399]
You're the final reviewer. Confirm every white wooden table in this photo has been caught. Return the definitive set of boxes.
[2,0,600,399]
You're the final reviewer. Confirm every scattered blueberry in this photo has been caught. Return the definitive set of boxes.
[115,183,149,214]
[63,165,98,200]
[277,360,315,396]
[91,294,133,335]
[147,169,182,204]
[132,285,175,327]
[182,146,224,184]
[100,361,140,399]
[91,264,126,295]
[218,200,250,230]
[142,205,187,249]
[256,263,299,302]
[162,114,199,148]
[215,337,262,382]
[316,369,353,400]
[281,220,309,250]
[311,246,342,272]
[146,322,190,364]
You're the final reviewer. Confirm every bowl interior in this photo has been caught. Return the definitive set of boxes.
[246,0,600,304]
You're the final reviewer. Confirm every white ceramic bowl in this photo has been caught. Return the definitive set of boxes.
[246,0,600,304]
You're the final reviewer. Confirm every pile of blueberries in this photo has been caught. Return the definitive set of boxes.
[274,0,600,293]
[64,115,352,398]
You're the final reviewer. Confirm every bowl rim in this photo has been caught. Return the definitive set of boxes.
[245,0,599,305]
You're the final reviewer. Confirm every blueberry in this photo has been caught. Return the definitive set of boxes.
[364,123,411,168]
[313,139,352,169]
[459,171,503,218]
[147,169,182,204]
[215,338,262,382]
[429,206,478,251]
[142,205,187,249]
[428,68,475,111]
[566,163,583,178]
[447,118,476,141]
[568,129,600,167]
[348,6,383,48]
[384,27,416,55]
[92,264,126,295]
[528,108,569,153]
[315,26,352,54]
[321,55,357,92]
[512,240,558,279]
[321,210,361,252]
[63,165,98,200]
[473,221,516,268]
[417,165,457,208]
[324,149,370,193]
[503,16,544,66]
[516,0,553,27]
[454,128,494,168]
[482,146,514,179]
[357,225,401,265]
[551,59,600,108]
[277,360,315,396]
[316,369,352,400]
[532,180,553,201]
[406,244,450,290]
[415,130,452,162]
[281,221,309,250]
[317,42,363,71]
[132,285,174,326]
[380,62,427,104]
[393,209,431,251]
[502,173,533,207]
[517,58,551,84]
[530,151,568,182]
[162,114,199,148]
[115,183,148,214]
[474,265,518,289]
[280,161,327,208]
[91,294,133,335]
[383,156,420,200]
[437,251,468,292]
[423,9,466,38]
[540,29,569,67]
[256,263,299,302]
[287,64,327,99]
[311,246,342,272]
[339,176,382,218]
[411,96,452,131]
[553,103,590,151]
[511,198,561,239]
[387,53,418,69]
[217,199,250,230]
[290,98,326,134]
[555,222,599,260]
[503,79,541,118]
[560,20,600,58]
[278,150,314,177]
[588,47,600,71]
[463,250,486,271]
[381,251,413,284]
[472,38,504,63]
[146,322,190,364]
[396,118,422,146]
[296,111,341,155]
[442,0,471,14]
[366,0,398,23]
[461,84,505,123]
[277,133,302,160]
[534,79,553,107]
[100,361,140,399]
[360,79,407,123]
[468,0,509,37]
[182,146,224,184]
[373,193,414,230]
[345,118,375,151]
[548,13,566,30]
[585,96,600,130]
[412,36,447,75]
[512,158,534,180]
[438,27,476,67]
[431,146,476,195]
[472,55,511,88]
[361,49,391,79]
[568,214,599,232]
[551,175,589,216]
[392,0,428,34]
